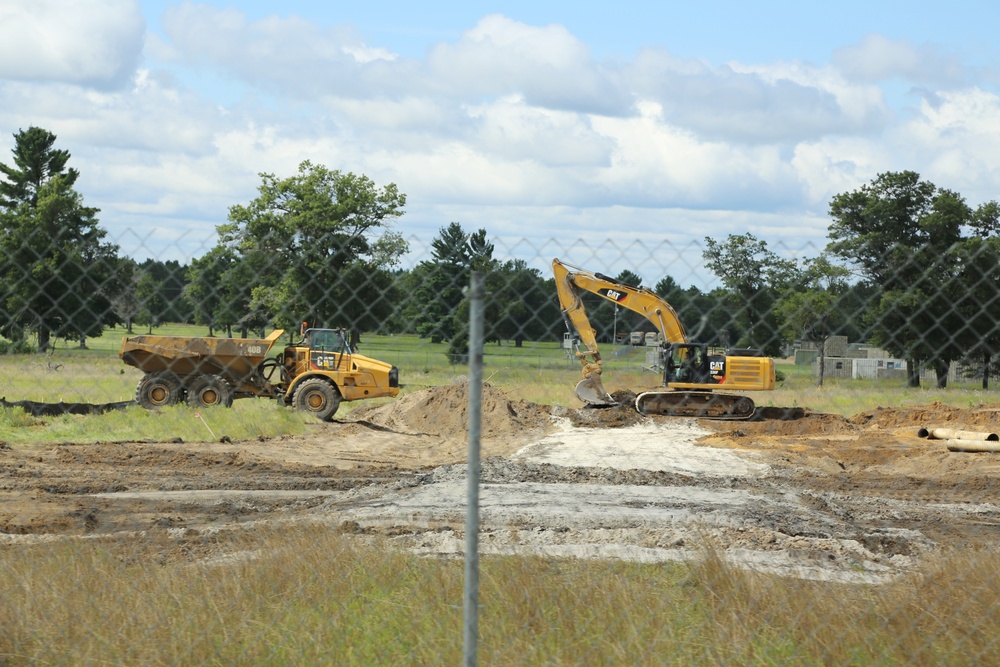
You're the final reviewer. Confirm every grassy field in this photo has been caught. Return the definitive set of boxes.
[2,327,1000,664]
[0,325,996,445]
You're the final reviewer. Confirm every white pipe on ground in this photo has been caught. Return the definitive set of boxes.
[946,440,1000,453]
[917,427,999,441]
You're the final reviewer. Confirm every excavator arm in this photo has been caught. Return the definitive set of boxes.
[553,258,688,405]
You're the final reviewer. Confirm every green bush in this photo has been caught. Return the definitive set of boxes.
[0,339,36,354]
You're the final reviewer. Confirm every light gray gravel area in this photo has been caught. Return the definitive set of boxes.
[318,417,942,583]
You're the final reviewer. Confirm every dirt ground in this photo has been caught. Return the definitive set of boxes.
[3,382,1000,582]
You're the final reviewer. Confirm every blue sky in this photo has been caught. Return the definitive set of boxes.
[1,0,999,285]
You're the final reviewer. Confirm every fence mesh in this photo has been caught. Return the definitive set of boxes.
[2,228,1000,665]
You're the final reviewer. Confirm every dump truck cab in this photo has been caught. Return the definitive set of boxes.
[280,328,400,419]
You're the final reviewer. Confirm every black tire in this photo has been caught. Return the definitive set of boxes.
[186,374,234,408]
[292,378,341,421]
[136,372,184,409]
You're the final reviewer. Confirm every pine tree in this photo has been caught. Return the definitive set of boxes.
[0,127,120,351]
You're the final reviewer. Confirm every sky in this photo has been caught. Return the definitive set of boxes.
[1,0,999,286]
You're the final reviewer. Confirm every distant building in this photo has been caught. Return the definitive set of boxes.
[796,336,964,382]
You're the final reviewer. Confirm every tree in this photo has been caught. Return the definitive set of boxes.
[774,256,850,386]
[138,259,192,324]
[965,201,1000,388]
[608,270,645,342]
[653,277,743,347]
[110,259,140,334]
[564,268,647,345]
[216,161,407,336]
[703,233,797,356]
[0,127,78,208]
[952,234,1000,389]
[484,260,554,347]
[186,246,235,336]
[408,222,495,345]
[0,127,119,351]
[135,267,166,334]
[826,172,980,387]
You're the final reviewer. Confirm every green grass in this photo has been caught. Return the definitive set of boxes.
[1,328,998,445]
[0,400,311,445]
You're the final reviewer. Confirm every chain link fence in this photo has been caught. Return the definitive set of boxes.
[2,228,1000,665]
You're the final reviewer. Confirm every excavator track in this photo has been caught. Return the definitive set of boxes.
[634,390,755,420]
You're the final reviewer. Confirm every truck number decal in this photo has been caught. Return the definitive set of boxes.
[247,345,264,355]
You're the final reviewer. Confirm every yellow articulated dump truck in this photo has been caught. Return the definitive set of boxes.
[119,327,399,421]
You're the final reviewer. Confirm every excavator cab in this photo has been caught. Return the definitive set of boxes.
[665,344,710,385]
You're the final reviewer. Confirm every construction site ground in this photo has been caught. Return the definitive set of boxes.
[3,382,1000,583]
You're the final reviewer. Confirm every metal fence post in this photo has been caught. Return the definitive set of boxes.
[463,272,484,667]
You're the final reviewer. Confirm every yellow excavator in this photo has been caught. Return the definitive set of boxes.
[553,258,775,419]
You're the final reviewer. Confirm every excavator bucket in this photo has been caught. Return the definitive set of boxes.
[575,376,617,406]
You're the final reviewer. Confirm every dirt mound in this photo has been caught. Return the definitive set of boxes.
[851,402,1000,432]
[352,381,554,441]
[707,403,1000,440]
[708,410,855,438]
[565,402,646,428]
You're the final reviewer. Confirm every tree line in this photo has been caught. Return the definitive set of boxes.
[2,127,999,388]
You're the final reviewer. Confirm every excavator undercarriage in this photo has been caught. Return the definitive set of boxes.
[576,371,759,420]
[634,390,756,420]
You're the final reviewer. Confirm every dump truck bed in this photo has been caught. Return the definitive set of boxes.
[119,330,284,381]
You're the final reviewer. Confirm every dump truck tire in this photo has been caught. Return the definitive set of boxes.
[186,374,234,408]
[292,378,341,421]
[136,372,184,409]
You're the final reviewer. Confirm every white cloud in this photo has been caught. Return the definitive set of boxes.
[791,137,890,206]
[0,0,143,88]
[894,88,1000,200]
[463,95,614,167]
[590,101,800,210]
[790,87,1000,210]
[0,73,223,155]
[2,5,998,263]
[427,14,629,114]
[832,34,966,86]
[159,10,629,113]
[627,49,891,143]
[159,3,399,99]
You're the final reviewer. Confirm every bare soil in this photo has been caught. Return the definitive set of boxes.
[3,382,1000,581]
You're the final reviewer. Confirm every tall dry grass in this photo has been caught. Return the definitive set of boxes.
[2,524,999,665]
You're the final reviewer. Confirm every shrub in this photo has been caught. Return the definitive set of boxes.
[0,340,36,354]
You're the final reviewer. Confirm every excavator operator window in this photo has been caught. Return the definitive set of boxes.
[668,345,706,384]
